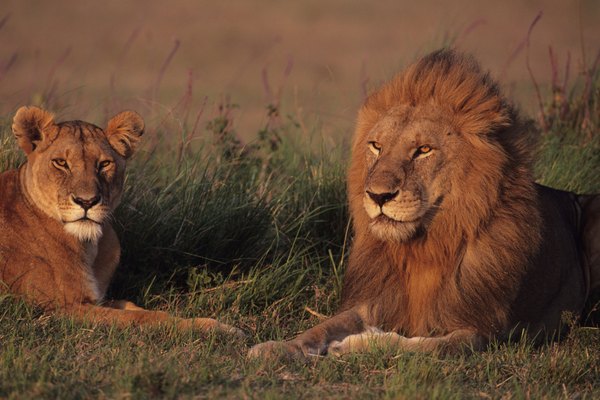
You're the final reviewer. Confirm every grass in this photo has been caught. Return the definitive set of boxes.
[1,64,599,399]
[1,300,599,398]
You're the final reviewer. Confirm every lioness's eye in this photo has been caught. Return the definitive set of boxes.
[98,160,112,170]
[368,141,382,155]
[52,158,69,169]
[413,145,433,159]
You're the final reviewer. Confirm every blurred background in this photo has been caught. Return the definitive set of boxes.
[0,0,599,140]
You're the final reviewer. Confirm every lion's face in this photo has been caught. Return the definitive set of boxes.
[361,105,462,242]
[12,107,144,242]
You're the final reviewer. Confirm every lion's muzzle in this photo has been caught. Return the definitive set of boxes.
[363,189,424,222]
[363,188,427,241]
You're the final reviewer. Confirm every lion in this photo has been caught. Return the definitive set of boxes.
[0,106,242,336]
[249,49,600,358]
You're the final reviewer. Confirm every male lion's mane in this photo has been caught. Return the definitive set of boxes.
[342,50,543,338]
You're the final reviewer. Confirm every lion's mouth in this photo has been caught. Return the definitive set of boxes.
[363,193,426,223]
[366,196,444,242]
[372,213,421,224]
[63,216,101,225]
[367,214,422,242]
[368,214,422,234]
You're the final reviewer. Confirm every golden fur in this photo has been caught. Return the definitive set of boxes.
[249,49,600,358]
[0,106,242,336]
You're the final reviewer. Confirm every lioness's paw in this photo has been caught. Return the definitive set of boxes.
[247,341,304,361]
[215,322,246,338]
[178,318,246,338]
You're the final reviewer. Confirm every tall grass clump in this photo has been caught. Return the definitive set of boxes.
[534,50,600,194]
[0,115,23,171]
[100,103,348,324]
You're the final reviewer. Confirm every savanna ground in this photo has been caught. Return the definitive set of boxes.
[1,1,600,398]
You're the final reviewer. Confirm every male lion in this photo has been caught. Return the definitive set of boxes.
[0,106,241,335]
[249,50,600,358]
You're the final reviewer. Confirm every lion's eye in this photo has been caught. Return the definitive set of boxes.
[368,141,382,155]
[413,145,433,159]
[52,158,69,170]
[98,160,112,170]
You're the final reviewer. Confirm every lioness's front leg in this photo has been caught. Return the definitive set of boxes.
[91,224,121,296]
[248,307,368,359]
[93,228,245,337]
[329,329,487,356]
[68,302,245,337]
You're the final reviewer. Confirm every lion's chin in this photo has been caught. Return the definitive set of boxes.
[368,216,421,242]
[64,220,103,242]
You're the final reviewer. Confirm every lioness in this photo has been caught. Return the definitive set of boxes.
[0,106,241,335]
[249,50,600,358]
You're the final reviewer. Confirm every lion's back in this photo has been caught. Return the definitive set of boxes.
[507,184,589,333]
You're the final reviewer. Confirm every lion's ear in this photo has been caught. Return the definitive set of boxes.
[12,106,56,154]
[105,111,144,159]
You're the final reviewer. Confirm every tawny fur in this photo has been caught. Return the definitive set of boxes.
[249,49,600,359]
[0,106,242,336]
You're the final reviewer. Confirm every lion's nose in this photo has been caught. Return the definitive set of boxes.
[72,195,101,211]
[366,190,399,207]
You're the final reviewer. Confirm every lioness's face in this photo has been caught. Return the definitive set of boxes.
[26,122,126,241]
[12,107,144,242]
[362,106,460,242]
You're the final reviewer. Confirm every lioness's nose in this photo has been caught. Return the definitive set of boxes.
[366,190,398,207]
[72,195,101,210]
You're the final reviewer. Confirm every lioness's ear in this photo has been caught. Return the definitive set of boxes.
[12,106,56,154]
[105,111,144,159]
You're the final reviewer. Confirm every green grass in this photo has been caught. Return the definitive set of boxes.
[1,74,599,398]
[1,298,599,398]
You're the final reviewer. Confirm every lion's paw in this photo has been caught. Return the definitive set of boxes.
[328,334,370,356]
[329,331,403,356]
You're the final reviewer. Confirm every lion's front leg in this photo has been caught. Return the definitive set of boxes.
[248,307,369,360]
[329,329,487,356]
